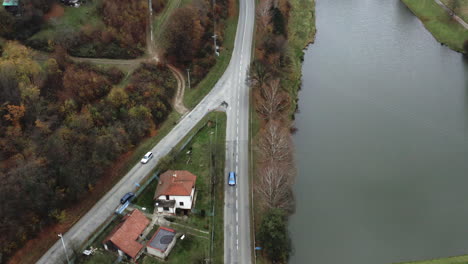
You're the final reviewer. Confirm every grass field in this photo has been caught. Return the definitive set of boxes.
[183,0,239,109]
[28,1,104,50]
[396,255,468,264]
[440,0,468,22]
[402,0,468,52]
[141,235,210,264]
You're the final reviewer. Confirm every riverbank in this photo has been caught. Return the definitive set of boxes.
[250,0,316,262]
[396,255,468,264]
[401,0,468,53]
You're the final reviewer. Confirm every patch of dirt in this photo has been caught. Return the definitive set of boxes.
[44,4,65,21]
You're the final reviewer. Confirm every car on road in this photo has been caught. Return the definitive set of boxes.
[228,171,236,186]
[141,152,153,164]
[120,192,135,204]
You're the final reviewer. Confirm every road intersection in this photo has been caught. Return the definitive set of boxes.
[37,0,254,261]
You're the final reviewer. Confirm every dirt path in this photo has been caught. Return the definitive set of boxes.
[435,0,468,29]
[168,65,189,114]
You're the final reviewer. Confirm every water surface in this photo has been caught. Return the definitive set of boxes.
[290,1,468,263]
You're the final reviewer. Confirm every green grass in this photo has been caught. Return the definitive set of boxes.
[28,1,104,46]
[402,0,468,52]
[152,0,183,42]
[169,112,226,231]
[395,255,468,264]
[440,0,468,22]
[283,0,316,113]
[183,0,239,109]
[77,250,117,264]
[134,178,159,213]
[141,235,209,264]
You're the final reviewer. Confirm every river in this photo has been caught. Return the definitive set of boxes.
[289,1,468,263]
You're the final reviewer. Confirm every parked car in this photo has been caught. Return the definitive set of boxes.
[228,171,236,186]
[141,152,153,164]
[120,192,135,204]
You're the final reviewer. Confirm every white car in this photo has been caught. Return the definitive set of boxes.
[141,152,153,164]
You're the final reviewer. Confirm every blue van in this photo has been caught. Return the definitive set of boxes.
[228,172,236,186]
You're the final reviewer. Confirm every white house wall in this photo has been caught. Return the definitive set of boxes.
[157,193,194,210]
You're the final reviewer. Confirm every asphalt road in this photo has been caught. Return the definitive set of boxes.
[36,0,254,260]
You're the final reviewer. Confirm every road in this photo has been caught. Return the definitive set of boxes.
[37,0,254,261]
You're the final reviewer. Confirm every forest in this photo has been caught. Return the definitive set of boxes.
[0,0,233,262]
[0,0,150,58]
[160,0,231,86]
[0,41,176,262]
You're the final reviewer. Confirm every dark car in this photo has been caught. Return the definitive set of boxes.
[120,192,135,204]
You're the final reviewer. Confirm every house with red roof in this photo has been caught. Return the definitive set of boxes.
[154,170,197,214]
[103,209,150,260]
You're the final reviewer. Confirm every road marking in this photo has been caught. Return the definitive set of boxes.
[236,199,238,210]
[236,154,238,164]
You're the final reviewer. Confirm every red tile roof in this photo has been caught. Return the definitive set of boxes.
[154,170,197,198]
[104,209,149,259]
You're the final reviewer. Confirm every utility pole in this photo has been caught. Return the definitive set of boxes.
[212,34,219,56]
[58,234,70,264]
[186,68,191,89]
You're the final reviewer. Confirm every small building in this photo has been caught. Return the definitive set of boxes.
[103,209,150,260]
[146,227,177,259]
[154,170,197,214]
[2,0,19,14]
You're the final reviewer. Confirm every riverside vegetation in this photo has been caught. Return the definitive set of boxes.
[401,0,468,53]
[249,0,315,262]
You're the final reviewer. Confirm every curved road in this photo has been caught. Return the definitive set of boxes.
[36,0,254,262]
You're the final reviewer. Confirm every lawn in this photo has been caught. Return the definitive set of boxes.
[396,255,468,264]
[141,234,209,264]
[134,111,226,262]
[183,0,239,109]
[134,177,159,213]
[27,1,104,51]
[402,0,468,52]
[76,250,117,264]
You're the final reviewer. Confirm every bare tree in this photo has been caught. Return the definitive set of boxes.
[256,0,273,35]
[248,60,271,89]
[256,161,295,211]
[257,121,292,163]
[256,79,289,121]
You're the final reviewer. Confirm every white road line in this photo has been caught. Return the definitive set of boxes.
[236,199,238,210]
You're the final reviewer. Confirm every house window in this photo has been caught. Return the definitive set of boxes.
[166,195,170,200]
[163,207,169,211]
[179,202,184,206]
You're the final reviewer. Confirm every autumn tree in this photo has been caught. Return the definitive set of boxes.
[257,121,292,163]
[256,162,294,211]
[256,79,289,120]
[62,65,111,103]
[162,6,205,66]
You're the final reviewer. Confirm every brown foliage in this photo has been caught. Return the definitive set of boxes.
[62,65,111,103]
[101,0,148,48]
[257,121,292,164]
[256,161,295,211]
[255,79,289,121]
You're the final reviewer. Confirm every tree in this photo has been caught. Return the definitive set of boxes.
[256,162,294,211]
[256,79,289,120]
[256,121,292,163]
[258,208,291,263]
